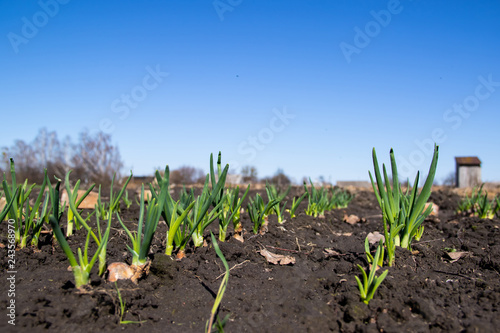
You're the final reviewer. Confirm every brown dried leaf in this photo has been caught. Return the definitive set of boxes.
[343,214,360,225]
[232,233,244,243]
[366,232,384,245]
[444,251,470,262]
[258,248,295,265]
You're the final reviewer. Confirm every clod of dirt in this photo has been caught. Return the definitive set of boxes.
[149,254,178,280]
[258,248,295,265]
[343,301,370,323]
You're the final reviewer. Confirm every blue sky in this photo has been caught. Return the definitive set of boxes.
[1,0,499,184]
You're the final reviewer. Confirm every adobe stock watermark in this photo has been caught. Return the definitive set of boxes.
[99,65,169,134]
[7,0,71,54]
[228,106,295,172]
[398,74,499,178]
[213,0,243,21]
[6,219,17,326]
[339,0,411,64]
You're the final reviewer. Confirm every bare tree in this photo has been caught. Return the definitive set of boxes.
[264,168,291,187]
[170,166,205,185]
[442,171,456,186]
[1,139,39,182]
[241,165,258,183]
[72,130,124,185]
[1,128,124,186]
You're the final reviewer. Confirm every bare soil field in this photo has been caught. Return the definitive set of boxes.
[1,186,499,332]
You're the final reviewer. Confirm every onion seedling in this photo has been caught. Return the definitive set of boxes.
[265,182,290,223]
[0,186,19,223]
[369,145,439,266]
[210,152,226,211]
[206,232,230,333]
[496,196,500,218]
[118,179,169,267]
[66,179,95,236]
[96,173,132,220]
[227,187,247,234]
[248,194,278,234]
[328,188,354,210]
[456,186,481,215]
[164,199,196,256]
[286,192,307,219]
[2,160,48,249]
[122,190,133,210]
[355,243,388,305]
[30,192,50,248]
[18,170,48,248]
[459,185,499,219]
[219,185,249,242]
[115,282,146,324]
[66,171,131,275]
[476,192,497,219]
[47,175,110,288]
[2,159,36,246]
[303,179,329,218]
[187,176,224,247]
[151,156,229,257]
[179,185,195,210]
[364,238,384,267]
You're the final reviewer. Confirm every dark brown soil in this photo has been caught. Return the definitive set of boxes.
[1,187,499,332]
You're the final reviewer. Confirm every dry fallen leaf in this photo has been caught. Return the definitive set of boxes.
[232,233,244,243]
[343,214,361,225]
[444,251,470,263]
[258,248,295,265]
[366,231,385,245]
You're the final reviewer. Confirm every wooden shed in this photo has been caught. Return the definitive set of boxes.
[455,157,481,188]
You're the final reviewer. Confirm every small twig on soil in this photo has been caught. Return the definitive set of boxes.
[433,270,475,280]
[214,260,250,281]
[364,214,382,219]
[247,234,259,241]
[259,242,314,255]
[412,238,445,245]
[262,244,301,254]
[322,222,336,236]
[295,237,301,252]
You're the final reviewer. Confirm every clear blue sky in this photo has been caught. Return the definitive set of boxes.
[1,0,499,184]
